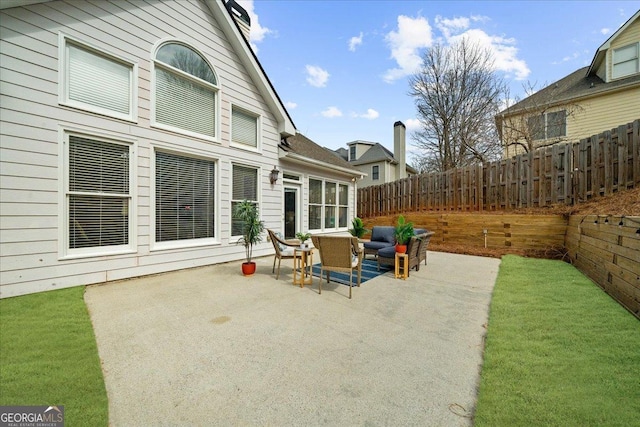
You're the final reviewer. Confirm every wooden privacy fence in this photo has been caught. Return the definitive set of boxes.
[358,120,640,216]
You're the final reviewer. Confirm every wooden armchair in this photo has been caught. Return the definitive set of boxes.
[267,229,300,279]
[310,235,363,299]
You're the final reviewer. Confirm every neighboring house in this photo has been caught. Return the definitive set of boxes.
[336,121,417,188]
[497,10,640,158]
[0,0,361,297]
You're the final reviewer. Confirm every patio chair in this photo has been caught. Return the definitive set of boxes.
[310,235,363,299]
[267,229,300,280]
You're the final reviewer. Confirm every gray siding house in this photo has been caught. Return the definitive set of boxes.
[0,0,361,297]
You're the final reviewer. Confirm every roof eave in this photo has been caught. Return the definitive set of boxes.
[279,150,365,178]
[206,0,295,137]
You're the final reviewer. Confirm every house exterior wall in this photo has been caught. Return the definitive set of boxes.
[568,88,640,139]
[353,161,387,188]
[0,0,288,297]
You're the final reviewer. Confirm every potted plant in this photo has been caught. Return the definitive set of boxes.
[234,200,265,276]
[394,215,414,253]
[348,217,369,240]
[295,231,311,248]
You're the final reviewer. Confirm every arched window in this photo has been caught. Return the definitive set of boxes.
[154,42,218,138]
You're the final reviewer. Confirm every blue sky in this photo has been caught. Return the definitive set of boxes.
[237,1,639,154]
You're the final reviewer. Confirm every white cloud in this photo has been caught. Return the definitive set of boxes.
[383,15,433,83]
[349,32,363,51]
[321,106,342,118]
[236,0,273,53]
[600,27,611,35]
[448,29,530,80]
[306,65,330,87]
[285,101,297,109]
[353,108,379,120]
[404,118,421,131]
[435,15,470,39]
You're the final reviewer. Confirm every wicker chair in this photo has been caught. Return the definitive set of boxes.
[267,229,300,279]
[377,231,435,274]
[310,235,363,299]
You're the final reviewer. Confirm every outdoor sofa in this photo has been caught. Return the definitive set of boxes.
[377,231,435,274]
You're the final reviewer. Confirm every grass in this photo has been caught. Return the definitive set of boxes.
[0,286,108,426]
[474,255,640,427]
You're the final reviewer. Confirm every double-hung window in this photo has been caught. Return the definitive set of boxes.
[612,43,639,79]
[62,37,136,121]
[372,165,379,180]
[155,152,216,243]
[66,134,132,254]
[324,181,337,229]
[308,179,348,231]
[231,106,259,149]
[154,43,218,139]
[231,165,259,236]
[338,184,348,228]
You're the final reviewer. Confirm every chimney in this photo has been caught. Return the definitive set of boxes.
[225,0,251,42]
[394,121,406,180]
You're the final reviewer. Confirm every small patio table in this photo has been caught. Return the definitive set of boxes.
[293,247,314,287]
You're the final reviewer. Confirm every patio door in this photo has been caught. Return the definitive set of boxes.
[284,187,298,239]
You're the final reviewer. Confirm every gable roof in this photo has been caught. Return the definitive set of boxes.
[1,0,296,136]
[344,143,418,174]
[587,10,640,76]
[279,134,363,178]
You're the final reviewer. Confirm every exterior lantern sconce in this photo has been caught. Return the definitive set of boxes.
[269,166,280,184]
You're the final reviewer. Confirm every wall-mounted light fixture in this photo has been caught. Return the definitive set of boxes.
[269,166,280,184]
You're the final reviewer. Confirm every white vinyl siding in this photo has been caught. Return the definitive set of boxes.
[62,38,135,121]
[231,107,258,148]
[154,43,218,139]
[231,164,258,236]
[612,43,639,79]
[66,135,132,254]
[155,152,216,243]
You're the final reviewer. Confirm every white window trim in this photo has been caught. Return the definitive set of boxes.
[150,146,220,251]
[230,102,262,152]
[230,162,262,238]
[58,33,138,123]
[611,42,639,80]
[150,38,221,143]
[58,125,137,260]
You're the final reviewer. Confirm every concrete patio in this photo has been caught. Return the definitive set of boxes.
[85,251,501,426]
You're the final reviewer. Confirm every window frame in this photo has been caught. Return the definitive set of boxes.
[59,128,136,259]
[349,145,356,161]
[230,163,261,238]
[612,42,639,80]
[151,39,220,142]
[528,110,566,141]
[59,34,138,122]
[308,177,350,232]
[151,148,219,250]
[372,165,380,180]
[230,104,261,152]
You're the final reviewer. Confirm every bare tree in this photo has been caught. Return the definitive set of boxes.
[408,38,505,173]
[498,81,584,156]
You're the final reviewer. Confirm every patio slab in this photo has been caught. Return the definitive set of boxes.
[84,251,501,426]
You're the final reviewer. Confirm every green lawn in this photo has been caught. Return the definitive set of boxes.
[475,255,640,427]
[0,286,108,426]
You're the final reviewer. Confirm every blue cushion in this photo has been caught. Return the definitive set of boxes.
[370,226,396,244]
[363,241,393,250]
[378,246,397,258]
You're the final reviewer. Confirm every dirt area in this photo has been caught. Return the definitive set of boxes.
[428,187,640,259]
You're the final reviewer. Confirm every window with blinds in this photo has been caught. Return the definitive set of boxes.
[154,43,218,138]
[65,42,133,119]
[67,135,131,250]
[155,152,216,242]
[231,165,258,236]
[612,43,639,79]
[232,107,258,148]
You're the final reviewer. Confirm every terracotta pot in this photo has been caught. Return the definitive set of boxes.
[242,262,256,276]
[395,244,407,254]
